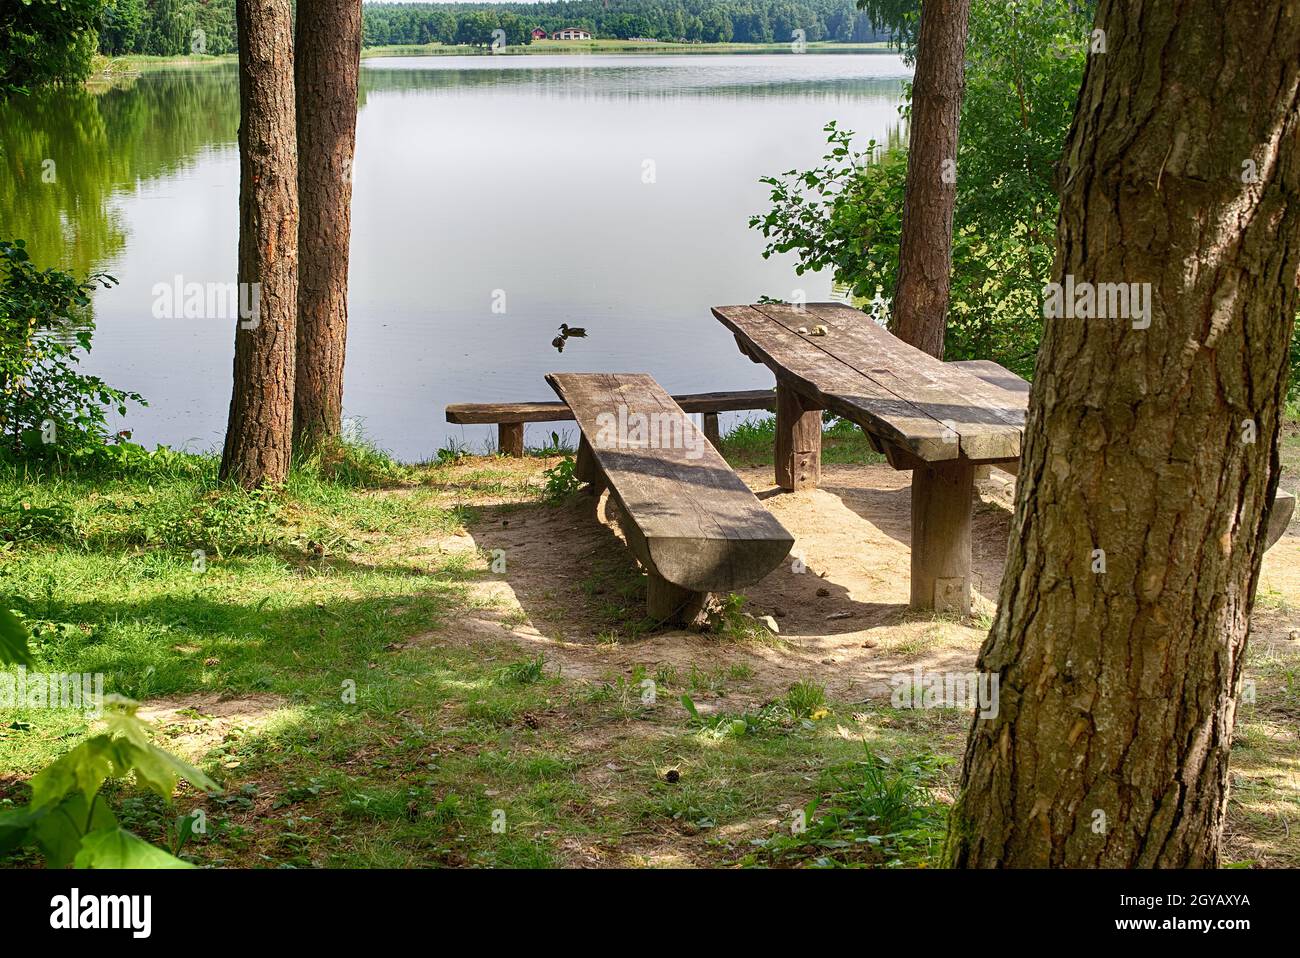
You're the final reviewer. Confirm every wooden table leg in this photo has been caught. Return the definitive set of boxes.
[775,382,822,491]
[910,459,975,614]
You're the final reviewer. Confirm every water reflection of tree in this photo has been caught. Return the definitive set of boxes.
[0,66,239,275]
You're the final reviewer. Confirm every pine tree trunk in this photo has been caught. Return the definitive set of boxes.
[292,0,362,452]
[890,0,969,359]
[946,0,1300,868]
[220,0,298,487]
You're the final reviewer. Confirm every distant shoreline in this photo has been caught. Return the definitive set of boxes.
[87,39,896,84]
[363,39,896,57]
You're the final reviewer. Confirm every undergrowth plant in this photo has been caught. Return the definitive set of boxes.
[0,608,219,868]
[0,239,146,460]
[749,745,949,868]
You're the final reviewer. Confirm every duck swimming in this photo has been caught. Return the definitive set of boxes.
[558,323,587,338]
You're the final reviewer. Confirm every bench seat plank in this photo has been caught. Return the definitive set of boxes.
[446,389,777,424]
[547,372,794,594]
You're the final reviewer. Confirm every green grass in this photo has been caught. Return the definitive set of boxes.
[719,414,885,467]
[4,429,1295,868]
[0,441,935,868]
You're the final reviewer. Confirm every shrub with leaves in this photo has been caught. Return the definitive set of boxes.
[0,239,145,460]
[750,0,1091,378]
[1,611,219,868]
[0,695,219,868]
[542,455,580,501]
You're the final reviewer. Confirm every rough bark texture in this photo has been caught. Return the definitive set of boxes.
[220,0,298,487]
[890,0,970,359]
[947,1,1300,868]
[293,0,362,451]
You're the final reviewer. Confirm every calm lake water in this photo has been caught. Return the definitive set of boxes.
[1,53,910,460]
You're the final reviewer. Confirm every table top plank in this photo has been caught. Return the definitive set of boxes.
[753,302,1024,461]
[712,305,958,461]
[949,359,1032,399]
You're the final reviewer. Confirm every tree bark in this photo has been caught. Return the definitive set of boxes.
[292,0,362,452]
[220,0,298,487]
[946,0,1300,868]
[890,0,970,359]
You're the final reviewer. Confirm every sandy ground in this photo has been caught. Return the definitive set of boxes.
[446,462,1300,707]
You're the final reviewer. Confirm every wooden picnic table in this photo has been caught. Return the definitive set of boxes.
[712,301,1027,615]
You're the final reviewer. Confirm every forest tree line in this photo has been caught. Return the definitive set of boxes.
[362,1,892,46]
[91,0,890,58]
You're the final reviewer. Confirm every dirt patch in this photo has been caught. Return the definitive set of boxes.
[450,463,1015,706]
[446,459,1300,708]
[137,693,288,762]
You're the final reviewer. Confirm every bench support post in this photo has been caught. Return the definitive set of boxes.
[646,574,709,627]
[498,422,524,457]
[702,413,721,449]
[775,382,821,491]
[575,436,606,496]
[910,459,975,615]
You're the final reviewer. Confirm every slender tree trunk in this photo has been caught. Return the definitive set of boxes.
[947,1,1300,868]
[890,0,969,358]
[220,0,298,487]
[293,0,362,452]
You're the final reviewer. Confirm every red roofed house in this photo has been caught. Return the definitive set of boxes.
[531,28,548,41]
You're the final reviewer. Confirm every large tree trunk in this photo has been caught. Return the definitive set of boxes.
[220,0,298,487]
[890,0,969,358]
[946,1,1300,868]
[292,0,362,452]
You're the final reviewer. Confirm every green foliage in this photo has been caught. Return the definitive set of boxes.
[681,679,827,739]
[0,239,146,460]
[0,605,34,667]
[96,0,237,58]
[542,455,580,501]
[752,0,1091,377]
[785,678,827,719]
[0,0,105,90]
[750,120,906,314]
[498,655,545,684]
[855,0,918,53]
[0,695,218,868]
[710,591,777,642]
[750,746,948,867]
[361,1,892,47]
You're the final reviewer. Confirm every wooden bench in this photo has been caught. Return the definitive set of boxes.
[951,359,1297,551]
[546,372,794,625]
[446,389,777,456]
